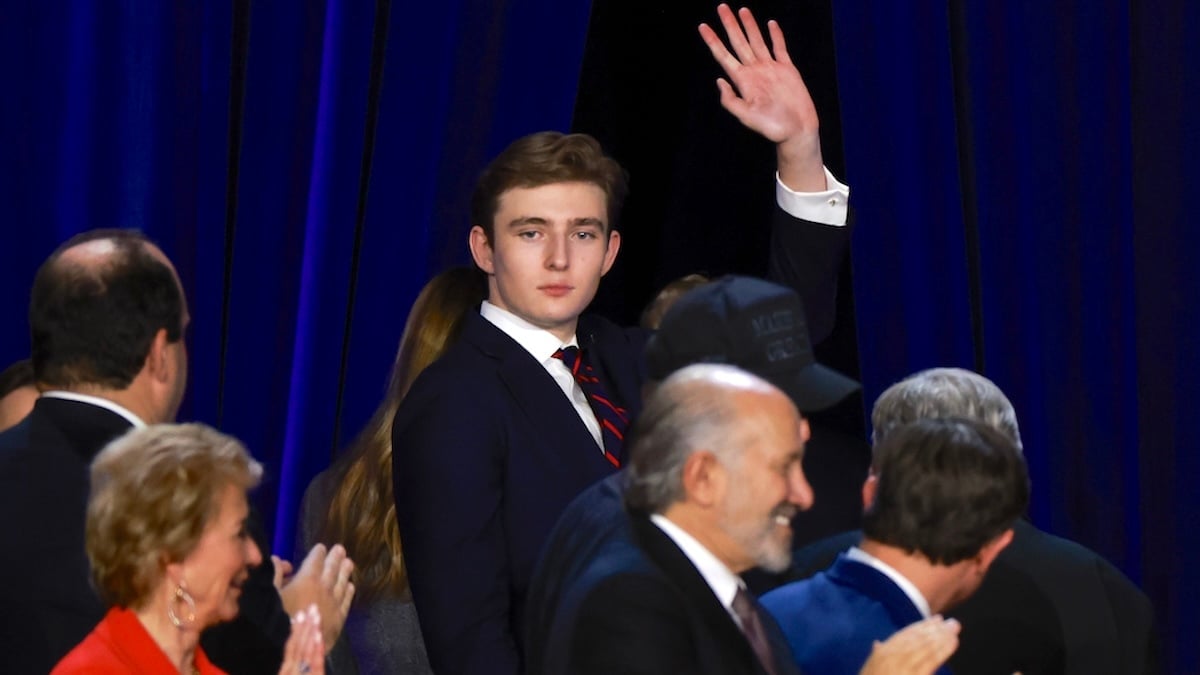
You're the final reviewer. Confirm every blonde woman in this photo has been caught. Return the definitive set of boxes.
[54,423,325,674]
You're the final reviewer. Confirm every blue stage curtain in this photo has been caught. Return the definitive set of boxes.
[0,0,592,558]
[4,0,1196,668]
[835,0,1198,669]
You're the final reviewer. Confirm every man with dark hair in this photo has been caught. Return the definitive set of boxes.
[0,230,354,674]
[761,417,1029,675]
[0,359,38,432]
[542,364,961,675]
[790,367,1160,675]
[0,230,190,672]
[391,6,858,674]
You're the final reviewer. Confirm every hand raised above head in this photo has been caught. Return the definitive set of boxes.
[698,4,826,192]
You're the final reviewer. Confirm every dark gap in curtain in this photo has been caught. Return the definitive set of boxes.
[946,0,986,375]
[331,0,393,459]
[218,0,253,428]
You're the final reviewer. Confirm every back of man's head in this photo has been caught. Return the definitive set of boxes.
[871,367,1021,450]
[862,418,1029,565]
[623,363,776,514]
[30,229,184,390]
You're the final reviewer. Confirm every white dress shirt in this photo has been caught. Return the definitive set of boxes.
[650,513,749,629]
[39,390,147,428]
[479,301,604,451]
[776,167,851,226]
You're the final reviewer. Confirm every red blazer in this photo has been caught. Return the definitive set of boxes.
[52,607,225,674]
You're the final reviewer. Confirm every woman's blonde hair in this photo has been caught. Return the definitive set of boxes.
[319,266,486,600]
[86,423,262,609]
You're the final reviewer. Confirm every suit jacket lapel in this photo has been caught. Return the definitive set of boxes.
[630,514,766,673]
[463,314,616,480]
[576,318,643,420]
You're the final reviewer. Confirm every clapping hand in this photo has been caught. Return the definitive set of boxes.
[277,544,355,647]
[858,616,961,675]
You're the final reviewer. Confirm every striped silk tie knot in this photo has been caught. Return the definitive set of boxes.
[552,346,628,468]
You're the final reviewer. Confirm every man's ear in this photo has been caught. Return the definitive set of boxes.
[680,450,724,508]
[600,229,621,276]
[974,528,1015,574]
[861,471,879,512]
[469,225,495,274]
[145,328,172,384]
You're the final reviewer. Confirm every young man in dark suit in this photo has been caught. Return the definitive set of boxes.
[788,368,1161,675]
[390,5,861,673]
[543,364,961,675]
[762,418,1029,675]
[0,230,354,674]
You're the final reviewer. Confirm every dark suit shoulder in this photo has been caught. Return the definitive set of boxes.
[789,530,860,580]
[565,558,701,675]
[951,521,1156,675]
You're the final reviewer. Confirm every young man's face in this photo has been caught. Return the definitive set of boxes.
[470,181,620,342]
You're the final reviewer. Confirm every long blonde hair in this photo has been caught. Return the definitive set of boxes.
[319,266,486,600]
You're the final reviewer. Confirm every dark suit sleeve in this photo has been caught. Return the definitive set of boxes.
[1097,559,1160,675]
[566,575,698,675]
[392,375,519,675]
[767,205,853,346]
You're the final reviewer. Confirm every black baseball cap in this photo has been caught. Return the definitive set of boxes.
[644,276,860,413]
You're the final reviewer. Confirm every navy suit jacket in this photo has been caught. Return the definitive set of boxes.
[761,554,943,675]
[545,511,802,675]
[785,522,1159,675]
[391,311,645,675]
[525,473,628,674]
[0,398,125,674]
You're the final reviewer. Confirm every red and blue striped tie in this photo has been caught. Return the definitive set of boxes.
[553,346,628,468]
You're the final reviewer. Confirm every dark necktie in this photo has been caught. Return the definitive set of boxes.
[732,588,779,675]
[552,346,627,468]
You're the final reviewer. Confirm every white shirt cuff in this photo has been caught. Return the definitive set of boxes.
[775,166,850,227]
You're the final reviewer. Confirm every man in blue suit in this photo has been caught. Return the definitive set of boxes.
[761,418,1029,675]
[390,5,859,673]
[785,367,1161,675]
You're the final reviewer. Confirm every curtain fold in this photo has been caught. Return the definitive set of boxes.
[836,0,1197,669]
[3,0,1197,669]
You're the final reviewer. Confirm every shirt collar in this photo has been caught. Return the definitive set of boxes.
[40,391,147,428]
[479,300,579,363]
[845,546,932,618]
[650,513,744,612]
